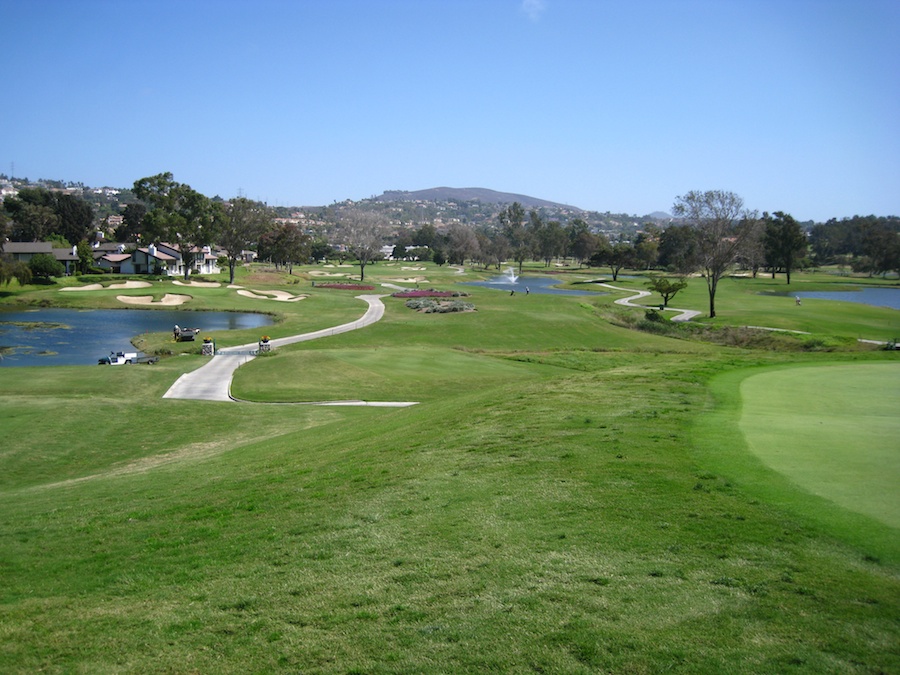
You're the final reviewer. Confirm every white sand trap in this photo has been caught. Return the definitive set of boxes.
[401,266,426,271]
[116,294,191,306]
[387,277,428,284]
[227,284,244,289]
[173,280,221,287]
[309,271,349,277]
[62,280,152,291]
[237,289,307,302]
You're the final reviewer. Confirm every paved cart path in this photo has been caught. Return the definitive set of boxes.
[601,284,702,322]
[163,294,417,406]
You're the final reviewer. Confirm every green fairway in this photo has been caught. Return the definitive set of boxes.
[1,263,898,673]
[739,362,900,528]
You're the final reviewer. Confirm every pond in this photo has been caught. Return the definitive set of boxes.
[462,274,604,296]
[791,287,900,310]
[0,308,273,367]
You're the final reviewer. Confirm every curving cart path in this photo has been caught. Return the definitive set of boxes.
[601,284,702,322]
[163,294,417,406]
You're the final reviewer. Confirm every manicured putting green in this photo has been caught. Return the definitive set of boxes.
[739,362,900,528]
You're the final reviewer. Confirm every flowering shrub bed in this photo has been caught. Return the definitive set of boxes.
[392,289,469,298]
[316,283,375,291]
[405,299,476,313]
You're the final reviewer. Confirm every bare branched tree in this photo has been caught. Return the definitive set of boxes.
[340,209,389,282]
[673,190,754,318]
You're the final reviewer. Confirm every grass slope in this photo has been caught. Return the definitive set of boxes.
[739,362,900,528]
[0,263,897,673]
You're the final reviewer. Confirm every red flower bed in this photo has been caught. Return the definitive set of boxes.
[317,283,376,290]
[392,289,455,298]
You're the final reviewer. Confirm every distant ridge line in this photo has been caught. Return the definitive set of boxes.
[374,187,584,211]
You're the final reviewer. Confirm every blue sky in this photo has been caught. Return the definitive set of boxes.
[3,0,898,221]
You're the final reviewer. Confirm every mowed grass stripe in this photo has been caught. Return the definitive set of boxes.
[738,362,900,528]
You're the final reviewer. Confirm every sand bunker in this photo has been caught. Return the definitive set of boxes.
[62,280,152,292]
[173,280,221,287]
[309,271,349,277]
[401,266,426,271]
[386,277,428,284]
[236,289,307,302]
[116,294,191,306]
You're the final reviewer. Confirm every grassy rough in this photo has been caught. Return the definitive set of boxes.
[0,262,897,673]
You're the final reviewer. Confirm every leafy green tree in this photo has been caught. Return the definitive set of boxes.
[28,253,65,279]
[860,221,900,277]
[54,193,94,245]
[0,255,32,286]
[590,241,634,281]
[672,190,753,318]
[4,190,60,241]
[2,188,93,244]
[310,237,334,263]
[633,231,659,270]
[412,223,438,249]
[258,222,311,274]
[133,173,217,280]
[657,224,700,274]
[498,202,530,272]
[116,203,147,241]
[217,198,272,283]
[763,211,806,284]
[76,240,94,274]
[735,216,766,278]
[446,223,480,266]
[646,276,688,307]
[531,213,566,267]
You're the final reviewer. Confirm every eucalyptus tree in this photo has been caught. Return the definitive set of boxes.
[218,198,273,283]
[498,202,530,272]
[672,190,753,318]
[530,211,566,267]
[763,211,806,284]
[446,223,480,266]
[591,241,634,281]
[258,221,311,274]
[116,203,147,241]
[132,173,217,280]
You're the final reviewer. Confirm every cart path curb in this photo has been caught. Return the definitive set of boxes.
[163,294,419,405]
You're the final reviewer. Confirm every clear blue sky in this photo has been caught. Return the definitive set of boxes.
[3,0,898,221]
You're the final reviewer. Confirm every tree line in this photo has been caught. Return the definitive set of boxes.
[3,176,898,318]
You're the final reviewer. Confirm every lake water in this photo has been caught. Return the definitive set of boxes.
[462,275,603,296]
[0,308,273,367]
[791,287,900,310]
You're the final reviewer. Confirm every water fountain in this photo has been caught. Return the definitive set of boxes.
[503,267,518,283]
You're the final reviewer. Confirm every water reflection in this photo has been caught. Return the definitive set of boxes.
[462,275,602,296]
[0,308,272,367]
[791,288,899,310]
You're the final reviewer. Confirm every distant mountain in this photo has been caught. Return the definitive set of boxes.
[375,187,583,212]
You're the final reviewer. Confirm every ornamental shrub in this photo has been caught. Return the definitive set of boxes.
[392,289,469,298]
[316,283,376,290]
[405,298,475,313]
